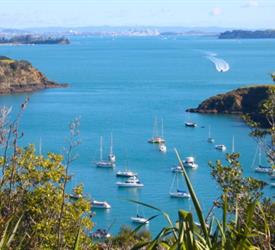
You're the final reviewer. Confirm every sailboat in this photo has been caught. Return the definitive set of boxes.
[169,173,190,199]
[95,136,115,168]
[148,117,165,144]
[254,146,271,173]
[207,126,215,143]
[131,205,149,224]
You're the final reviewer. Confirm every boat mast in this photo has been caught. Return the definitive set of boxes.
[155,117,159,137]
[232,136,235,153]
[110,133,113,155]
[161,118,164,139]
[39,137,42,155]
[100,136,103,161]
[259,145,262,166]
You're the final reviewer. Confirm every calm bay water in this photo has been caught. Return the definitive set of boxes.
[0,36,274,234]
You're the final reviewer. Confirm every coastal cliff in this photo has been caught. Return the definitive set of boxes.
[186,85,275,125]
[0,56,67,94]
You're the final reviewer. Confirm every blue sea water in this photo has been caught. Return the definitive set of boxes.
[0,36,274,235]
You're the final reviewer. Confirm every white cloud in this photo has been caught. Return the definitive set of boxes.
[243,0,259,8]
[210,7,223,16]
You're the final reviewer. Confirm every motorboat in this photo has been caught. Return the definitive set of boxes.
[116,170,137,177]
[185,122,197,128]
[171,165,184,173]
[69,193,82,200]
[170,190,191,199]
[116,176,144,188]
[255,165,272,173]
[215,144,226,151]
[183,157,198,169]
[148,118,165,144]
[91,200,111,209]
[159,143,167,153]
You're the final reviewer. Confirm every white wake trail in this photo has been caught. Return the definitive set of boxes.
[205,52,230,72]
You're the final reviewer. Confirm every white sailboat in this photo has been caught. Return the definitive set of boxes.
[207,126,215,143]
[95,136,115,168]
[159,119,167,152]
[254,146,271,173]
[148,117,165,144]
[131,205,149,224]
[169,173,190,199]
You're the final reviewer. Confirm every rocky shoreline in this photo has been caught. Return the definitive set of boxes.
[186,85,275,126]
[0,56,67,94]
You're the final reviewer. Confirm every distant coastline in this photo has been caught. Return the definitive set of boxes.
[219,30,275,39]
[0,34,70,45]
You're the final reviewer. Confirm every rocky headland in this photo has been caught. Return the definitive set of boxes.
[0,56,67,94]
[186,85,275,126]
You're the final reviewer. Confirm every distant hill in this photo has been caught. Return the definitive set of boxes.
[219,30,275,39]
[0,34,69,45]
[0,56,67,94]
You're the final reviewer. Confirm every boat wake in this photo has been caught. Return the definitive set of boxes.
[205,52,230,72]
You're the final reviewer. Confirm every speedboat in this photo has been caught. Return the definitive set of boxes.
[171,165,184,173]
[159,143,167,153]
[116,170,137,177]
[116,176,144,188]
[255,165,272,173]
[170,190,190,199]
[185,122,197,128]
[131,215,149,224]
[215,144,226,151]
[91,200,111,209]
[183,157,198,169]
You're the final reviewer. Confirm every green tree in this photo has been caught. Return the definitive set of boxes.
[0,102,94,249]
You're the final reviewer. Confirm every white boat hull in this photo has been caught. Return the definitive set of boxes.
[96,161,115,168]
[131,217,149,224]
[116,182,144,188]
[183,163,198,169]
[169,192,190,199]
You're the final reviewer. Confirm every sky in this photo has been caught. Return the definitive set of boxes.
[0,0,274,29]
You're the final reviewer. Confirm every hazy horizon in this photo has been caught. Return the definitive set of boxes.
[1,0,274,29]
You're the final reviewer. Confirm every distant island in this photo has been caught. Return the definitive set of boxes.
[0,56,67,94]
[0,34,70,45]
[219,30,275,39]
[186,85,275,126]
